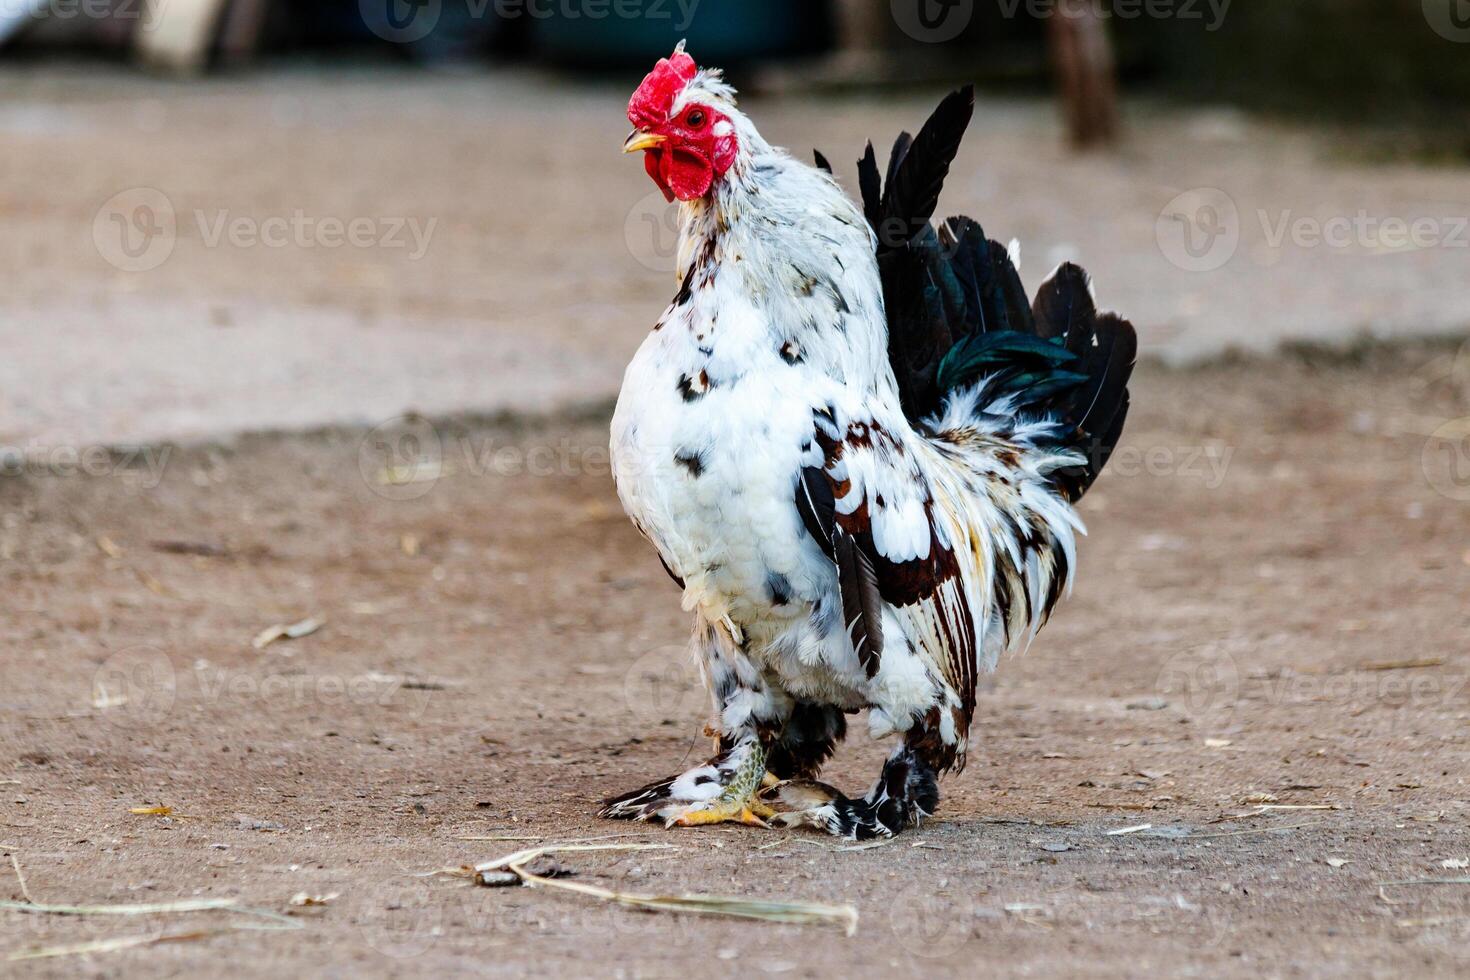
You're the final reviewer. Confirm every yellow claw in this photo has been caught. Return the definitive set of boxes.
[672,800,777,829]
[667,744,779,829]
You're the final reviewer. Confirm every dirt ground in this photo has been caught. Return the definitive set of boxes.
[2,344,1469,977]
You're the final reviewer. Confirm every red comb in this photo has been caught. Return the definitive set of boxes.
[628,48,698,129]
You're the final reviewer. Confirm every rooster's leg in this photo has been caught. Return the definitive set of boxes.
[601,619,787,828]
[765,739,941,840]
[765,701,848,782]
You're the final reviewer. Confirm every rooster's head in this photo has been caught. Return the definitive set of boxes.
[625,43,741,204]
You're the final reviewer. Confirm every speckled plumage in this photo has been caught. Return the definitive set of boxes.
[605,54,1135,838]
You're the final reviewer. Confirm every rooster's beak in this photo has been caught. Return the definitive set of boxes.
[623,130,667,154]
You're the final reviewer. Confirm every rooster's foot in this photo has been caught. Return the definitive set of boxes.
[763,747,938,840]
[600,740,777,829]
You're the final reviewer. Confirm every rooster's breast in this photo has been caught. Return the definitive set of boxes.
[610,310,838,629]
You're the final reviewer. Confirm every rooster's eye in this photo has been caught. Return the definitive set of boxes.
[686,109,706,128]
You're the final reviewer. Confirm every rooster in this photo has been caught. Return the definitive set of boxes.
[604,45,1136,839]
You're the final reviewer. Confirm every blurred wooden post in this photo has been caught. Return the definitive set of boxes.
[1047,0,1120,148]
[218,0,274,67]
[834,0,887,55]
[136,0,232,74]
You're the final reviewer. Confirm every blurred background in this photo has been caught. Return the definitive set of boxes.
[1,0,1467,447]
[3,8,1470,974]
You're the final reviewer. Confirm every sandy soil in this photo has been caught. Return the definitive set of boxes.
[2,344,1469,977]
[3,66,1470,448]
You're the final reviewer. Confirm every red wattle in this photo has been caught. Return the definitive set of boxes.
[661,148,714,202]
[645,151,675,202]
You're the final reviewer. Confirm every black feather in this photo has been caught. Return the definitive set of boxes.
[813,149,833,175]
[1048,307,1137,501]
[886,131,913,191]
[795,467,836,552]
[936,332,1078,394]
[833,529,884,677]
[858,86,1135,502]
[1031,262,1096,342]
[991,240,1033,337]
[857,142,882,230]
[877,86,974,251]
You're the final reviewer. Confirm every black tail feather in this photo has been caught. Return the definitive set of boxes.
[885,131,914,194]
[859,87,1134,498]
[1032,268,1137,500]
[857,142,882,229]
[876,86,974,251]
[994,244,1031,338]
[1030,262,1096,343]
